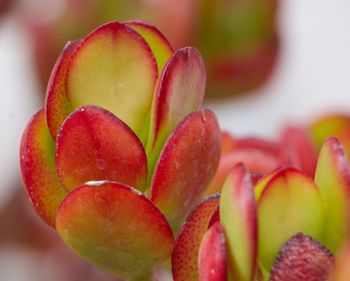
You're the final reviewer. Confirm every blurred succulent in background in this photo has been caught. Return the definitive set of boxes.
[206,125,318,196]
[308,113,350,160]
[17,0,279,98]
[172,136,350,281]
[20,21,221,280]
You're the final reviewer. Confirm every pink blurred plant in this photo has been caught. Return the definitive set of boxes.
[20,21,221,280]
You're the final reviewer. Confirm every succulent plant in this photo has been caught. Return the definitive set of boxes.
[20,21,221,280]
[172,137,350,281]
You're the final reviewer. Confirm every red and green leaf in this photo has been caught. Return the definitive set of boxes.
[150,110,221,232]
[20,109,67,226]
[56,181,173,280]
[56,105,148,192]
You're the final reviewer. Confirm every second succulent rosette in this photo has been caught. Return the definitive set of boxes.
[20,21,221,280]
[172,136,350,281]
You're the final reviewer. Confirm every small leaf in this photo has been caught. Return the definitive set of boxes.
[150,110,221,232]
[20,109,67,226]
[56,181,173,280]
[220,164,257,281]
[314,137,350,253]
[269,233,334,281]
[258,168,324,271]
[66,21,158,142]
[56,106,148,192]
[172,194,220,281]
[198,222,227,281]
[147,47,206,174]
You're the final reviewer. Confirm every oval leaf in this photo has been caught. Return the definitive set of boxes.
[56,181,173,280]
[147,47,206,173]
[20,109,67,226]
[198,222,227,281]
[220,164,257,281]
[172,193,220,281]
[56,105,148,192]
[314,137,350,253]
[258,168,324,271]
[66,21,158,142]
[151,109,221,232]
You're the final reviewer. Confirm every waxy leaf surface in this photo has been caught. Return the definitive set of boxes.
[269,233,334,281]
[56,106,148,192]
[66,21,158,141]
[20,109,67,226]
[220,164,257,281]
[125,20,173,73]
[147,47,206,173]
[314,137,350,253]
[45,40,80,138]
[56,181,173,280]
[198,222,227,281]
[172,194,220,281]
[258,168,324,271]
[151,109,221,232]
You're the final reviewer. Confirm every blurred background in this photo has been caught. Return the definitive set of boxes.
[1,0,350,280]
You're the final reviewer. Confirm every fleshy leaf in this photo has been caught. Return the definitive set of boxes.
[172,193,220,281]
[66,21,158,142]
[20,109,67,226]
[314,137,350,253]
[56,181,173,280]
[279,126,317,178]
[150,109,221,232]
[269,233,334,281]
[45,40,80,138]
[56,106,148,192]
[198,222,227,281]
[258,168,324,271]
[220,164,257,281]
[147,47,206,175]
[125,20,173,73]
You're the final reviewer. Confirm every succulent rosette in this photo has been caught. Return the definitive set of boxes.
[20,21,221,280]
[172,137,350,281]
